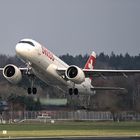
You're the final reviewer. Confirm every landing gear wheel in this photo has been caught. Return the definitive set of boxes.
[69,88,73,96]
[69,88,79,96]
[27,87,37,94]
[32,87,37,95]
[27,88,32,94]
[74,88,78,95]
[27,72,37,95]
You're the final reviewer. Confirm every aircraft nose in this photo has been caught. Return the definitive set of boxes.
[15,44,22,54]
[15,43,32,58]
[15,44,22,56]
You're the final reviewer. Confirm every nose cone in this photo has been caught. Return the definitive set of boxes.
[15,43,32,59]
[15,44,22,55]
[15,39,39,61]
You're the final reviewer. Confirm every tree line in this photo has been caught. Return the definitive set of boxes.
[60,52,140,69]
[0,52,140,71]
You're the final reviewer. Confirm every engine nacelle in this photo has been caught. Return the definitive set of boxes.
[3,64,22,84]
[65,65,85,84]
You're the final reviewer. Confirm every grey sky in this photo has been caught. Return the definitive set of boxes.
[0,0,139,56]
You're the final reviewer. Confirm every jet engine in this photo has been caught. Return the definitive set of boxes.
[3,64,22,84]
[65,65,85,84]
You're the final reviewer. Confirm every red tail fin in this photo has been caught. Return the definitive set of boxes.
[84,51,96,69]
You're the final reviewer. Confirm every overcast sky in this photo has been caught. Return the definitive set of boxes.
[0,0,139,56]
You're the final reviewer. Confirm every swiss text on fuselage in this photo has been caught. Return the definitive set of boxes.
[41,46,54,61]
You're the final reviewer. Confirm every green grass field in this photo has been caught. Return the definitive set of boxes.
[0,121,140,138]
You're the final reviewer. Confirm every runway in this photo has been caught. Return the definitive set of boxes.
[1,136,140,140]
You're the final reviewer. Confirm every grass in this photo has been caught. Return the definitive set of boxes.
[0,121,140,138]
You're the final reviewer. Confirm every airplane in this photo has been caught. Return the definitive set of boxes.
[1,38,140,95]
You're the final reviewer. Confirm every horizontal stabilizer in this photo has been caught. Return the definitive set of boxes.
[91,87,126,91]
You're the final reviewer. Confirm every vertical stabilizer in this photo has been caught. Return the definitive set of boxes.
[84,51,96,70]
[84,51,96,82]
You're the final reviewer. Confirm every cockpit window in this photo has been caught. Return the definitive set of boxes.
[18,41,35,46]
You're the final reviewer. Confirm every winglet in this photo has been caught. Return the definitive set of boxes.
[84,51,96,69]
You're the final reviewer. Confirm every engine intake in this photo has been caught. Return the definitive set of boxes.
[3,64,22,84]
[66,65,85,84]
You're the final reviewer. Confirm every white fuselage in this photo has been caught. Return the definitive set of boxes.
[15,39,92,93]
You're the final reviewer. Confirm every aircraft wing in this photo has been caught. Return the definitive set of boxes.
[57,68,140,78]
[0,66,29,76]
[83,69,140,78]
[0,67,28,71]
[19,68,28,70]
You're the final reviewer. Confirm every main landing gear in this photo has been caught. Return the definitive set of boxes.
[27,74,37,95]
[26,63,37,95]
[68,88,79,96]
[28,87,37,95]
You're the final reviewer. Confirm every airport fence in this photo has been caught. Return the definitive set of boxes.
[0,111,140,123]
